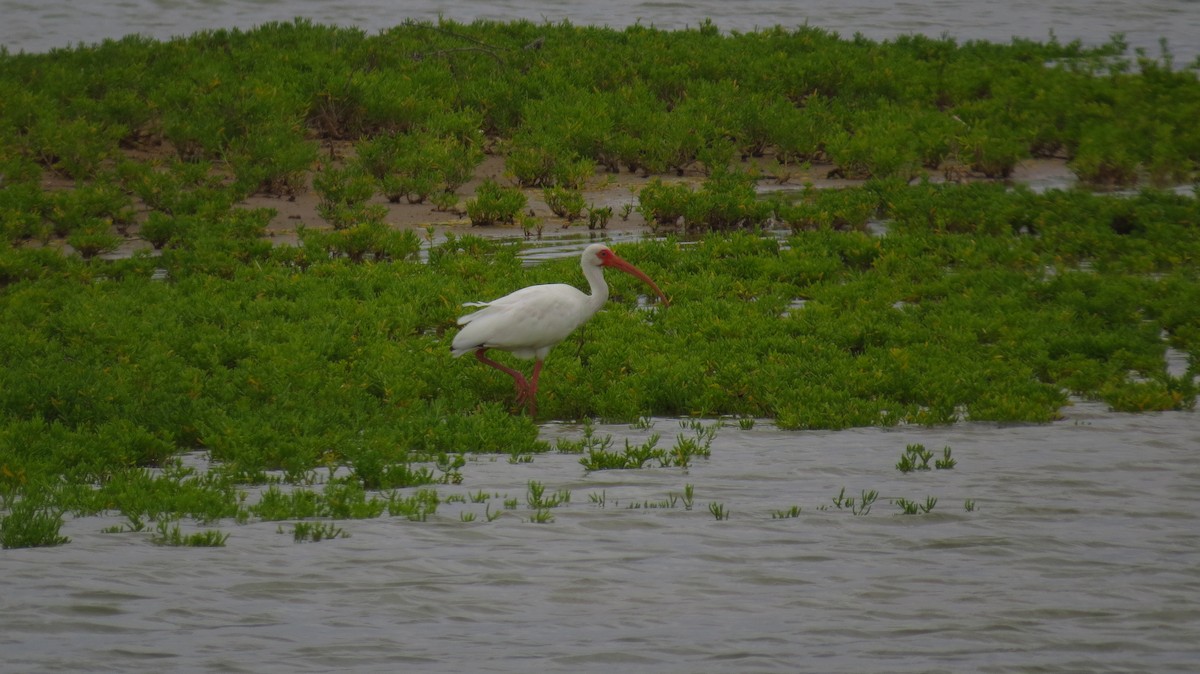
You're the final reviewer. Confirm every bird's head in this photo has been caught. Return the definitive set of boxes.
[585,244,669,306]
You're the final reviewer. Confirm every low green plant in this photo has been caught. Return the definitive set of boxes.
[544,186,586,223]
[637,179,691,228]
[312,163,383,229]
[465,179,527,226]
[662,427,714,469]
[526,481,569,509]
[829,487,878,516]
[358,131,482,204]
[708,501,730,520]
[897,444,956,472]
[528,508,555,524]
[289,521,347,541]
[67,225,123,260]
[935,446,957,470]
[386,489,440,521]
[631,416,655,430]
[300,222,422,263]
[579,434,661,470]
[555,419,609,454]
[151,519,230,547]
[895,496,937,515]
[626,494,680,510]
[771,505,802,519]
[586,205,613,230]
[1,498,70,549]
[896,444,935,473]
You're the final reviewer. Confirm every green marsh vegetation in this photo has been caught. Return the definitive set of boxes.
[1,20,1199,546]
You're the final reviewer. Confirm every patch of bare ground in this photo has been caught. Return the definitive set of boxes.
[38,139,1079,260]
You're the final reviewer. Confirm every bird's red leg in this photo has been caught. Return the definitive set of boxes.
[525,360,544,417]
[474,349,531,409]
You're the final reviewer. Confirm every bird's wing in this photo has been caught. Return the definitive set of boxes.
[451,284,588,359]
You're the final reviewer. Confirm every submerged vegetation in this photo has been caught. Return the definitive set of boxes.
[0,20,1198,545]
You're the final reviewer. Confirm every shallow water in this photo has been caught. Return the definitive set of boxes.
[4,3,1200,671]
[4,402,1199,672]
[3,0,1200,63]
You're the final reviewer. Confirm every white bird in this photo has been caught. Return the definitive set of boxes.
[451,243,668,416]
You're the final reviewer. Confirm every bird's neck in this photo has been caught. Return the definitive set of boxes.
[583,264,609,314]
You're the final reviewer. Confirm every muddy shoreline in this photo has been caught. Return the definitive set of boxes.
[74,147,1078,261]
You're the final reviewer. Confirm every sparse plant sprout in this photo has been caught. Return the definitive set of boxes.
[708,501,730,520]
[935,446,957,469]
[486,504,503,522]
[737,417,755,430]
[964,499,977,512]
[895,495,939,515]
[151,519,229,547]
[832,487,848,509]
[631,416,655,430]
[579,434,661,471]
[526,481,569,509]
[556,419,611,454]
[832,487,877,515]
[589,491,606,508]
[385,489,439,521]
[118,514,148,533]
[460,511,476,522]
[436,454,466,484]
[897,443,935,473]
[626,494,680,509]
[291,521,347,542]
[896,497,919,515]
[854,490,878,516]
[529,508,555,524]
[519,214,536,239]
[772,505,802,519]
[681,484,695,511]
[586,204,613,230]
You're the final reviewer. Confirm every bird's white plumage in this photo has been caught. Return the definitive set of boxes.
[451,282,597,360]
[450,243,666,416]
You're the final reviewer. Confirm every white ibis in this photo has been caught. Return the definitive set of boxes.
[451,243,668,416]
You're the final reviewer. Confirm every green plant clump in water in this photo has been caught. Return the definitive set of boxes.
[289,521,348,542]
[0,22,1198,543]
[151,519,230,547]
[1,498,70,549]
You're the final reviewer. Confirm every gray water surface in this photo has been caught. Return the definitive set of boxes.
[4,402,1198,672]
[3,3,1200,672]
